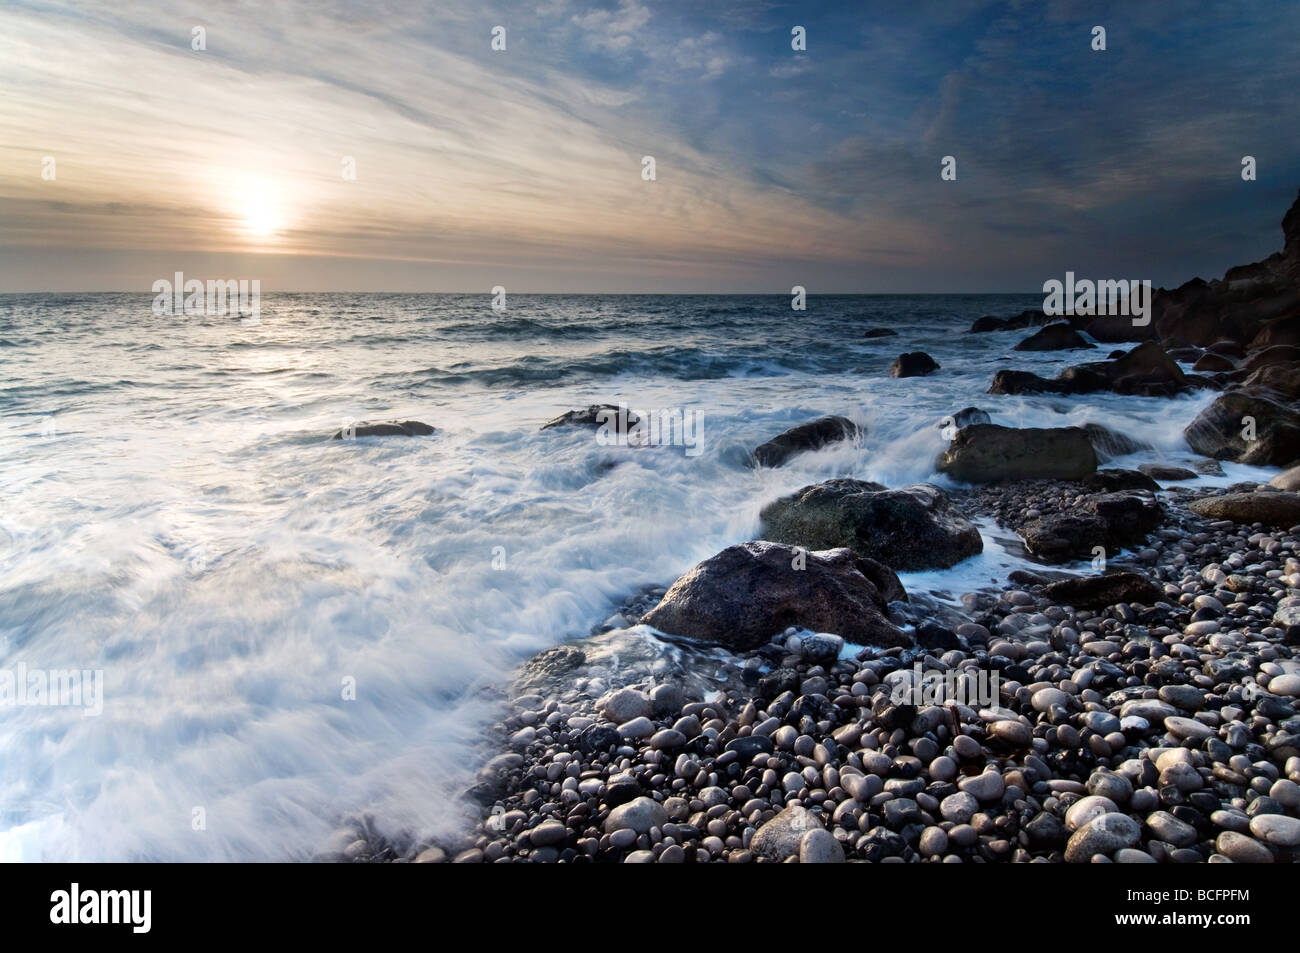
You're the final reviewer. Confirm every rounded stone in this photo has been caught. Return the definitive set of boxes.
[528,820,568,847]
[990,719,1032,747]
[1215,831,1273,863]
[1032,688,1071,712]
[940,791,978,824]
[798,827,845,863]
[1065,795,1118,832]
[958,770,1005,803]
[1249,813,1300,847]
[1065,813,1141,862]
[604,796,668,835]
[1269,674,1300,698]
[919,826,949,857]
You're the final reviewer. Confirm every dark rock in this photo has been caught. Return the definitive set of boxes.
[758,480,983,571]
[889,352,940,378]
[639,541,910,651]
[1040,572,1163,609]
[990,342,1192,398]
[914,622,961,651]
[1193,352,1237,373]
[724,735,775,760]
[540,404,638,431]
[1184,392,1300,465]
[576,724,621,756]
[752,415,862,468]
[1014,323,1097,351]
[936,424,1098,483]
[332,420,435,439]
[1018,492,1164,562]
[1138,464,1198,481]
[862,327,898,338]
[1080,469,1161,492]
[941,407,991,433]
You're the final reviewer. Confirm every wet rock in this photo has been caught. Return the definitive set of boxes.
[540,404,638,431]
[1184,392,1300,466]
[936,425,1098,483]
[332,420,435,439]
[1013,323,1097,351]
[604,797,668,835]
[759,480,983,571]
[889,351,941,378]
[752,415,862,468]
[1040,572,1163,609]
[639,541,909,651]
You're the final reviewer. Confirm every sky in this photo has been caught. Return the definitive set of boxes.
[1,0,1298,293]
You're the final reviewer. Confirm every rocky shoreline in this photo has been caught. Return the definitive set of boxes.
[395,480,1299,865]
[316,191,1300,864]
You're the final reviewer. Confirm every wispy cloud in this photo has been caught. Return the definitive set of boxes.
[0,0,1297,291]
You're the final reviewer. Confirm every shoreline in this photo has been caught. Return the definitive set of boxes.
[343,477,1300,864]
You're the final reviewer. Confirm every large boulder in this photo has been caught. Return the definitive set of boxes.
[639,541,909,651]
[759,480,983,571]
[1059,342,1190,397]
[862,327,898,338]
[1017,492,1164,561]
[1188,492,1300,527]
[889,352,940,378]
[751,415,861,468]
[936,424,1098,483]
[1183,392,1300,466]
[1014,323,1096,351]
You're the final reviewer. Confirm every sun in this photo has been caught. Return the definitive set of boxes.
[231,178,288,240]
[240,195,284,238]
[242,204,282,237]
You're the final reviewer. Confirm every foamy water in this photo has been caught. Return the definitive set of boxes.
[0,292,1278,860]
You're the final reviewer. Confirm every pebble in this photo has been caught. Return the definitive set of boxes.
[1065,813,1141,862]
[798,828,845,863]
[1215,831,1273,863]
[958,770,1005,803]
[604,797,668,835]
[1248,813,1300,847]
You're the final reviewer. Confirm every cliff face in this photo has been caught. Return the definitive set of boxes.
[1153,189,1300,349]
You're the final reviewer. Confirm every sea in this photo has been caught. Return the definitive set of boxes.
[0,292,1278,860]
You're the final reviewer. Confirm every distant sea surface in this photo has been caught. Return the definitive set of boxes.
[0,293,1275,860]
